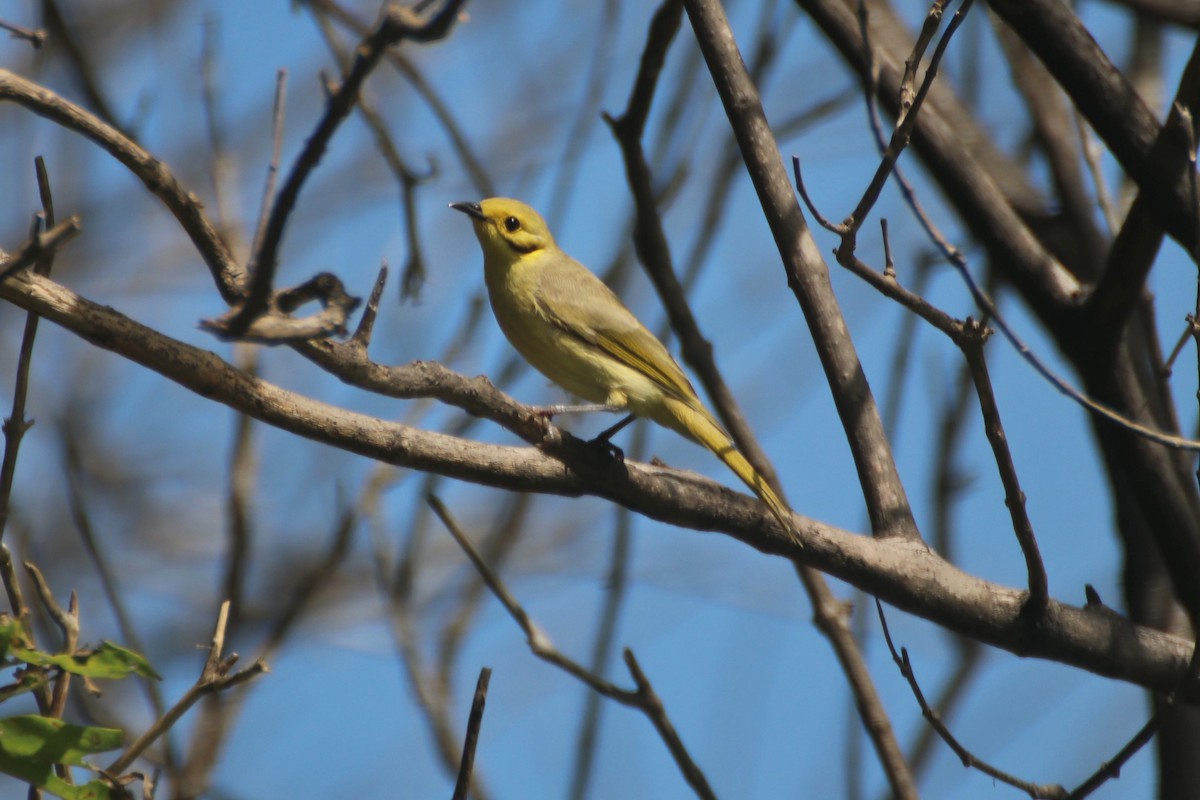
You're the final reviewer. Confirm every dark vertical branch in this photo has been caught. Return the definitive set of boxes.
[0,158,56,547]
[959,322,1049,611]
[683,0,917,542]
[452,667,492,800]
[1085,38,1200,347]
[988,0,1200,256]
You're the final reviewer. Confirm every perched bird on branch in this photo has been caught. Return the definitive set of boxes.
[452,197,794,537]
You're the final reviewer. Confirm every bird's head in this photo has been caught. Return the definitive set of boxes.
[450,198,556,260]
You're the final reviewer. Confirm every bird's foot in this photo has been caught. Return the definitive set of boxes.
[585,413,635,463]
[586,432,625,463]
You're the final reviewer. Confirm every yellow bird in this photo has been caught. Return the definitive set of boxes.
[451,197,794,535]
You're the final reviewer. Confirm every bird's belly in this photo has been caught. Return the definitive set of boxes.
[490,296,655,409]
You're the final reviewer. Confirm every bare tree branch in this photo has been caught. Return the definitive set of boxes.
[106,601,267,778]
[452,667,492,800]
[230,0,468,335]
[429,494,717,800]
[683,0,919,542]
[0,268,1194,696]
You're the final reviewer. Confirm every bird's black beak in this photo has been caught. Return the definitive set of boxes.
[449,201,485,220]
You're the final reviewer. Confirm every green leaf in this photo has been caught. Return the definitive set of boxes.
[25,772,116,800]
[2,767,118,800]
[16,642,161,681]
[0,715,123,764]
[0,716,123,800]
[76,642,160,681]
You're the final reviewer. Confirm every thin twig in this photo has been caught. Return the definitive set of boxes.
[855,1,968,283]
[435,493,533,689]
[428,494,718,800]
[47,591,78,718]
[876,600,1069,799]
[0,159,62,548]
[230,0,467,335]
[819,39,1200,455]
[806,178,962,340]
[880,219,895,278]
[1075,114,1120,234]
[0,216,81,283]
[903,344,985,779]
[350,262,388,348]
[451,667,492,800]
[1067,641,1200,798]
[0,546,52,716]
[305,0,496,197]
[310,12,433,302]
[24,561,76,639]
[0,17,45,48]
[1068,714,1164,799]
[106,601,267,777]
[793,158,846,234]
[840,0,976,248]
[1163,318,1194,377]
[24,560,76,781]
[910,366,983,779]
[959,320,1049,611]
[367,490,491,799]
[249,70,289,260]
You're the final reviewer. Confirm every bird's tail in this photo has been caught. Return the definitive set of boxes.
[658,396,797,541]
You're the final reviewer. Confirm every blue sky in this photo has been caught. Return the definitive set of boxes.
[1,0,1195,797]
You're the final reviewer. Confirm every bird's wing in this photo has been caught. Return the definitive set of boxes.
[534,257,698,402]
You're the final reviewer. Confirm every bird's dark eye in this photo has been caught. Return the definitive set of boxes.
[504,216,521,233]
